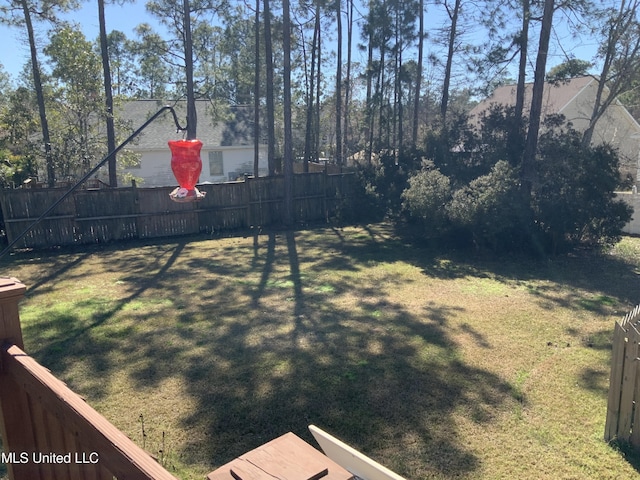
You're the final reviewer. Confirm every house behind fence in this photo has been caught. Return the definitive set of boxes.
[0,172,356,250]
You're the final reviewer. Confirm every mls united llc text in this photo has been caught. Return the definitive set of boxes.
[1,452,99,464]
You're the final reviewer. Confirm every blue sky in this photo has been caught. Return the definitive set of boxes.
[0,1,163,81]
[0,1,601,88]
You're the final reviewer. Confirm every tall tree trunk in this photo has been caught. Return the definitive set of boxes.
[397,49,403,157]
[394,5,403,158]
[335,0,343,166]
[509,0,530,166]
[522,0,554,197]
[264,0,276,174]
[254,0,260,177]
[282,0,294,225]
[584,0,640,149]
[514,0,530,123]
[377,47,386,144]
[315,26,321,164]
[393,8,399,153]
[98,0,117,187]
[183,0,197,140]
[412,0,423,146]
[365,5,374,164]
[304,5,320,171]
[20,0,55,187]
[441,0,461,123]
[344,0,353,165]
[582,77,607,148]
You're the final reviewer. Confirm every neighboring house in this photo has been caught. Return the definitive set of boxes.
[119,100,267,187]
[468,76,640,185]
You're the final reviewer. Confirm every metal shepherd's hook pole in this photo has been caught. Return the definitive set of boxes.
[0,106,187,262]
[183,0,197,140]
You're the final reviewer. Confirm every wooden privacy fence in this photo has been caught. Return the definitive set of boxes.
[0,278,178,480]
[605,305,640,447]
[0,172,356,250]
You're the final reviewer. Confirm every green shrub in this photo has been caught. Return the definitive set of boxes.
[447,160,530,251]
[401,164,452,235]
[355,149,426,219]
[534,130,632,251]
[363,109,632,254]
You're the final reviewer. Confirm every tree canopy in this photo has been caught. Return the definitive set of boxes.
[0,0,636,252]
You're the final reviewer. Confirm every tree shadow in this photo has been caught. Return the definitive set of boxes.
[171,251,516,477]
[323,224,640,316]
[102,229,519,477]
[7,223,640,478]
[17,241,187,400]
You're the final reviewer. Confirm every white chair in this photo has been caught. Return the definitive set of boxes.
[309,425,407,480]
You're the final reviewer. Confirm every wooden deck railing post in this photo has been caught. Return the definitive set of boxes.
[0,277,26,350]
[0,277,28,480]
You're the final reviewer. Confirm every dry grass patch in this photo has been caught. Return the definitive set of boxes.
[1,224,640,479]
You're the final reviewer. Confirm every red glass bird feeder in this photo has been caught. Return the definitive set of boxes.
[168,139,206,202]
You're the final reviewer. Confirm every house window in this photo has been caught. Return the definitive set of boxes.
[208,151,223,175]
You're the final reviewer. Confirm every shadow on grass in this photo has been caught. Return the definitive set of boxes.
[608,440,640,473]
[5,223,640,478]
[17,241,188,400]
[128,230,518,478]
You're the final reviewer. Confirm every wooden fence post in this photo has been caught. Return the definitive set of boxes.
[245,176,252,228]
[617,324,640,443]
[323,169,328,223]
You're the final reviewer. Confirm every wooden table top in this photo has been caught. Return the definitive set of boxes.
[207,432,355,480]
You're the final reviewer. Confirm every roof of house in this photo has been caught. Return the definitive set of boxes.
[469,75,640,138]
[118,100,256,150]
[469,76,595,122]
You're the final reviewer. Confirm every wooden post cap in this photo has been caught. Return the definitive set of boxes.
[0,278,26,299]
[0,277,26,349]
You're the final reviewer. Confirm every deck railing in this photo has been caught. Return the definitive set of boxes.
[0,278,178,480]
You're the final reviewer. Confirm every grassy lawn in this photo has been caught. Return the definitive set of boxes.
[2,222,640,479]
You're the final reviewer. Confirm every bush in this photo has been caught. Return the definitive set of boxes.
[401,164,452,235]
[364,109,632,254]
[447,160,530,251]
[355,148,426,219]
[534,130,632,251]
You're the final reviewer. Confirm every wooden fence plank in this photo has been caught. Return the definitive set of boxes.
[1,173,356,250]
[618,324,640,442]
[631,356,640,447]
[605,321,627,441]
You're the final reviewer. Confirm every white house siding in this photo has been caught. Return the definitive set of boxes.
[594,108,640,184]
[122,146,268,187]
[618,192,640,235]
[560,81,640,183]
[126,150,174,187]
[213,146,268,182]
[117,101,268,187]
[469,77,640,185]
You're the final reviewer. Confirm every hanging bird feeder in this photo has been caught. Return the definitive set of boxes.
[169,139,206,202]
